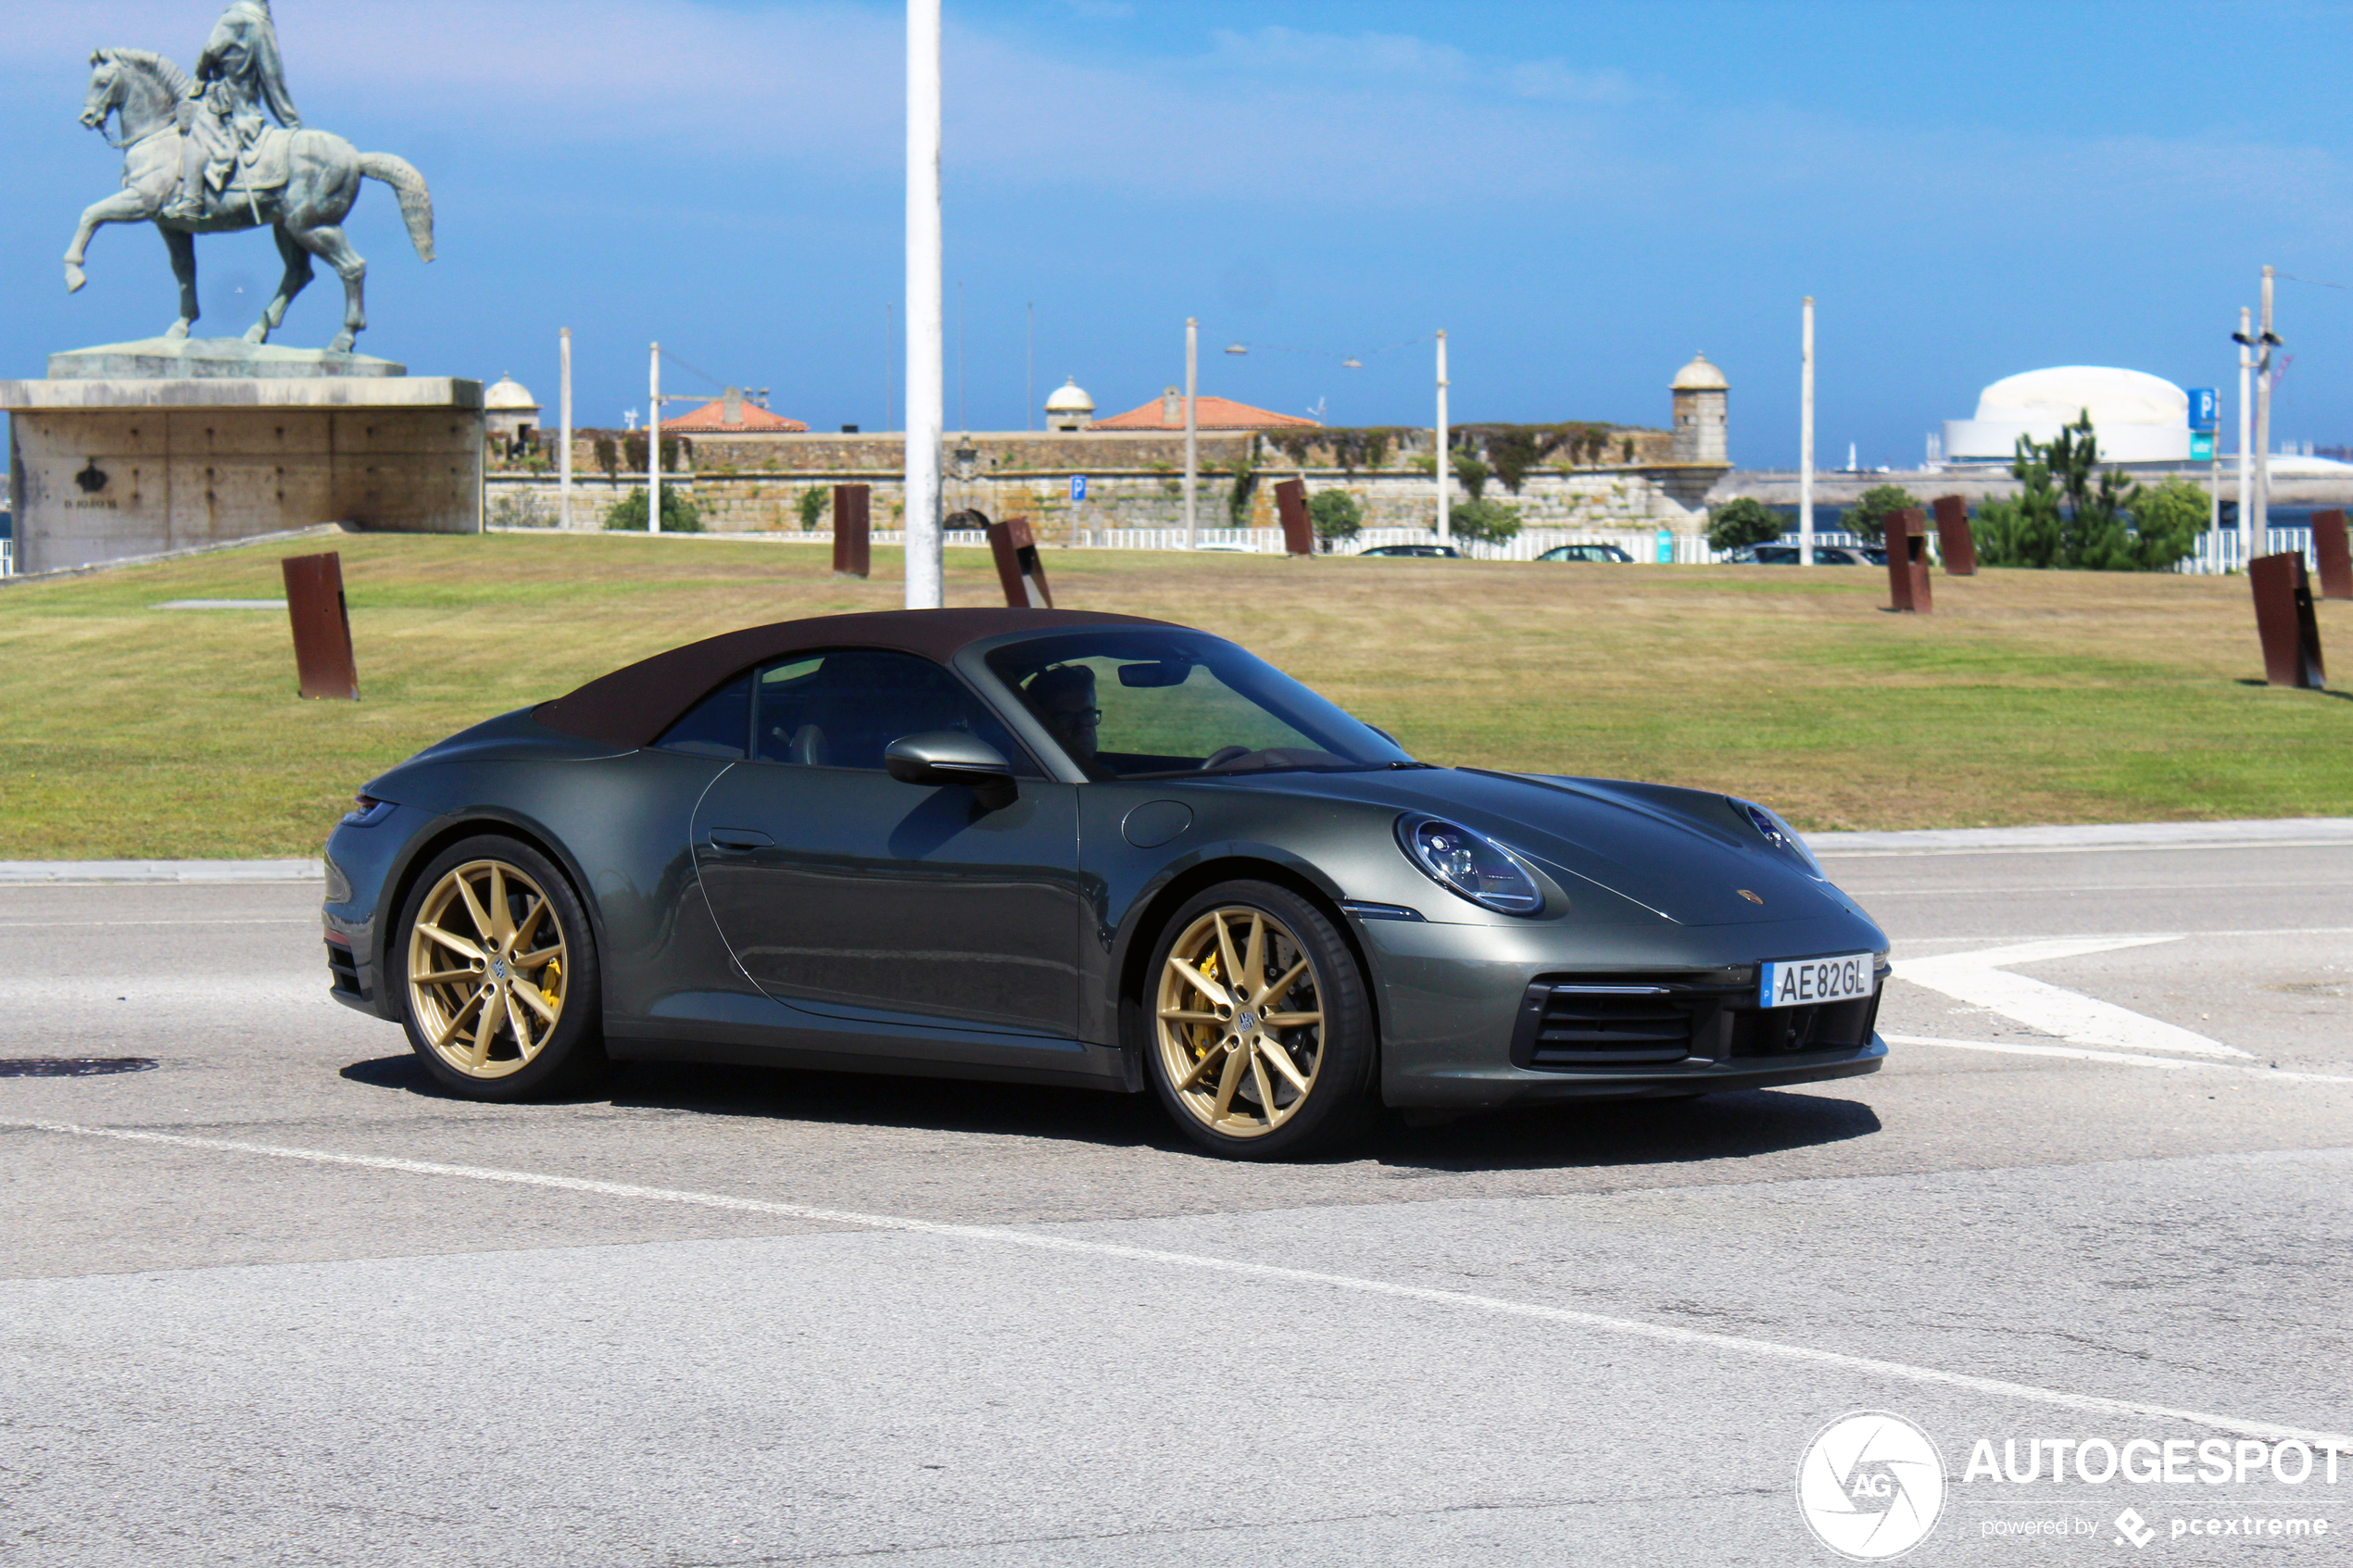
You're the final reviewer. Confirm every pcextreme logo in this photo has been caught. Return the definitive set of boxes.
[1796,1411,1947,1560]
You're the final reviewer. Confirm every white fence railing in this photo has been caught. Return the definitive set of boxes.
[2174,528,2316,575]
[0,539,13,577]
[488,520,2322,577]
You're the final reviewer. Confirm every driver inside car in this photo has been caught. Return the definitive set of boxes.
[1025,664,1101,766]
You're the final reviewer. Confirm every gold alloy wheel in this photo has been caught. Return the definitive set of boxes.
[1154,906,1325,1138]
[407,859,568,1079]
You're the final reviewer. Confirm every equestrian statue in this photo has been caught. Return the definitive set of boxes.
[64,1,434,355]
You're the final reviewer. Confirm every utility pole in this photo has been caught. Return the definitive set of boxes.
[1435,330,1451,544]
[1026,301,1035,433]
[1182,317,1199,547]
[559,327,573,530]
[648,341,661,534]
[2252,267,2279,555]
[2236,306,2254,564]
[1799,297,1815,566]
[903,0,944,608]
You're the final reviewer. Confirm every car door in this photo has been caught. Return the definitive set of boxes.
[689,647,1083,1038]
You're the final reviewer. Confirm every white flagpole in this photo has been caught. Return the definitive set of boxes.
[648,341,661,534]
[1799,298,1815,566]
[1435,330,1451,544]
[559,327,573,529]
[903,0,944,608]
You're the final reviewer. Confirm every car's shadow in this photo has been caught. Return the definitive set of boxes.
[340,1053,1881,1172]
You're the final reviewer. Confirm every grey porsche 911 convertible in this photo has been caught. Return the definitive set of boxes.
[323,608,1887,1159]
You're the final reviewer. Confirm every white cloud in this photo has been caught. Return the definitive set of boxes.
[1507,60,1642,106]
[1208,27,1474,82]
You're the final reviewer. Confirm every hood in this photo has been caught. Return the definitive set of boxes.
[1214,766,1875,930]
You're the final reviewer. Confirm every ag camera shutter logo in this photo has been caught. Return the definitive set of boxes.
[1796,1411,1947,1559]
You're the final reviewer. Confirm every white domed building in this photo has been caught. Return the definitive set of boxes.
[1669,353,1729,464]
[1043,379,1095,433]
[1943,367,2186,465]
[484,374,541,445]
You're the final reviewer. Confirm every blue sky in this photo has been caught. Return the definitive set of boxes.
[9,0,2353,467]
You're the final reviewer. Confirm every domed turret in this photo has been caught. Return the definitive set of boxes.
[1044,378,1095,432]
[484,373,541,443]
[1670,354,1728,463]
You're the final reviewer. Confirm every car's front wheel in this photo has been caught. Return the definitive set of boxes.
[396,834,605,1100]
[1145,881,1376,1160]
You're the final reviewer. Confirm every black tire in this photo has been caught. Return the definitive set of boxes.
[394,834,606,1101]
[1141,880,1377,1160]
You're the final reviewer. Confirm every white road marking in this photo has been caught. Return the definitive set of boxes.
[1894,926,2353,945]
[0,919,316,929]
[1848,880,2352,897]
[1818,840,2353,859]
[10,1119,2348,1455]
[1885,1034,2353,1085]
[1894,936,2254,1060]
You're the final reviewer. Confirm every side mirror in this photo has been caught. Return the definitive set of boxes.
[885,731,1017,809]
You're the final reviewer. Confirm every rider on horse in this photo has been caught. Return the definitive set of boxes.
[160,0,300,223]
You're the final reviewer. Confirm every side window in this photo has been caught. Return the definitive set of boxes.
[750,648,1038,774]
[652,672,751,758]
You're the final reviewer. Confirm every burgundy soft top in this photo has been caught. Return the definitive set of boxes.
[535,607,1176,747]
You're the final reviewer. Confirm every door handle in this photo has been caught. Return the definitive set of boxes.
[707,827,774,852]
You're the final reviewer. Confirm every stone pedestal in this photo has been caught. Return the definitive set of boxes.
[3,345,483,575]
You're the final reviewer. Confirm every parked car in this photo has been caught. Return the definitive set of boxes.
[1534,544,1635,563]
[1723,545,1870,565]
[325,608,1888,1160]
[1357,544,1462,558]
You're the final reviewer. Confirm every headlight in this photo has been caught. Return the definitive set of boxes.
[341,796,396,827]
[1730,798,1824,878]
[1396,815,1543,915]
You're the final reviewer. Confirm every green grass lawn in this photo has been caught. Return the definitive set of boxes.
[1,530,2346,858]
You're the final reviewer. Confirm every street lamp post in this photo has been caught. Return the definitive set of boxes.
[559,327,573,530]
[2236,306,2253,566]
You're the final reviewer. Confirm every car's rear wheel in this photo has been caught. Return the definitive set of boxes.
[396,835,604,1100]
[1145,881,1376,1160]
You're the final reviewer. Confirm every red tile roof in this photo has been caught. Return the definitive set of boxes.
[661,398,809,433]
[1093,395,1319,432]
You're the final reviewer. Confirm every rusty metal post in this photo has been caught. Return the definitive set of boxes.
[2310,508,2353,601]
[280,551,359,700]
[832,483,870,579]
[1884,508,1932,613]
[987,515,1052,608]
[1274,478,1315,558]
[2248,551,2326,688]
[1931,495,1977,575]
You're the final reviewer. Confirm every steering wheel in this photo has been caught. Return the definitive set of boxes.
[1199,746,1253,771]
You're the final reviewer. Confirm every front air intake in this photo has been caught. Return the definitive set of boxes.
[1514,985,1695,1067]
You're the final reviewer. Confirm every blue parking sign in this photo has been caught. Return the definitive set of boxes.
[1069,474,1088,503]
[2188,388,2218,432]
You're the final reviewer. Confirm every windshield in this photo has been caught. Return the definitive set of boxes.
[985,630,1416,781]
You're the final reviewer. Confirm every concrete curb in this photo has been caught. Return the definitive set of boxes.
[6,820,2346,881]
[1807,818,2353,857]
[0,524,351,586]
[0,859,323,884]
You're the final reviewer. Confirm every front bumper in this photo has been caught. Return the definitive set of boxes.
[1353,907,1890,1109]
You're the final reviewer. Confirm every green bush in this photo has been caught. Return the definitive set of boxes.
[1308,490,1364,550]
[602,488,704,533]
[1705,496,1783,552]
[1452,450,1491,501]
[797,488,828,531]
[1843,483,1922,545]
[1448,498,1522,546]
[1971,413,2199,571]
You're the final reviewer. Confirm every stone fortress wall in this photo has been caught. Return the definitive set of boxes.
[486,427,1725,536]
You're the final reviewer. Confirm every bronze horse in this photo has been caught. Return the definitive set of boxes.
[66,48,434,353]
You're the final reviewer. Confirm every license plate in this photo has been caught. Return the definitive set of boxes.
[1759,953,1877,1009]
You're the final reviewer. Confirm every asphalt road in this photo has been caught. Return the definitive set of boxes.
[4,837,2349,1567]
